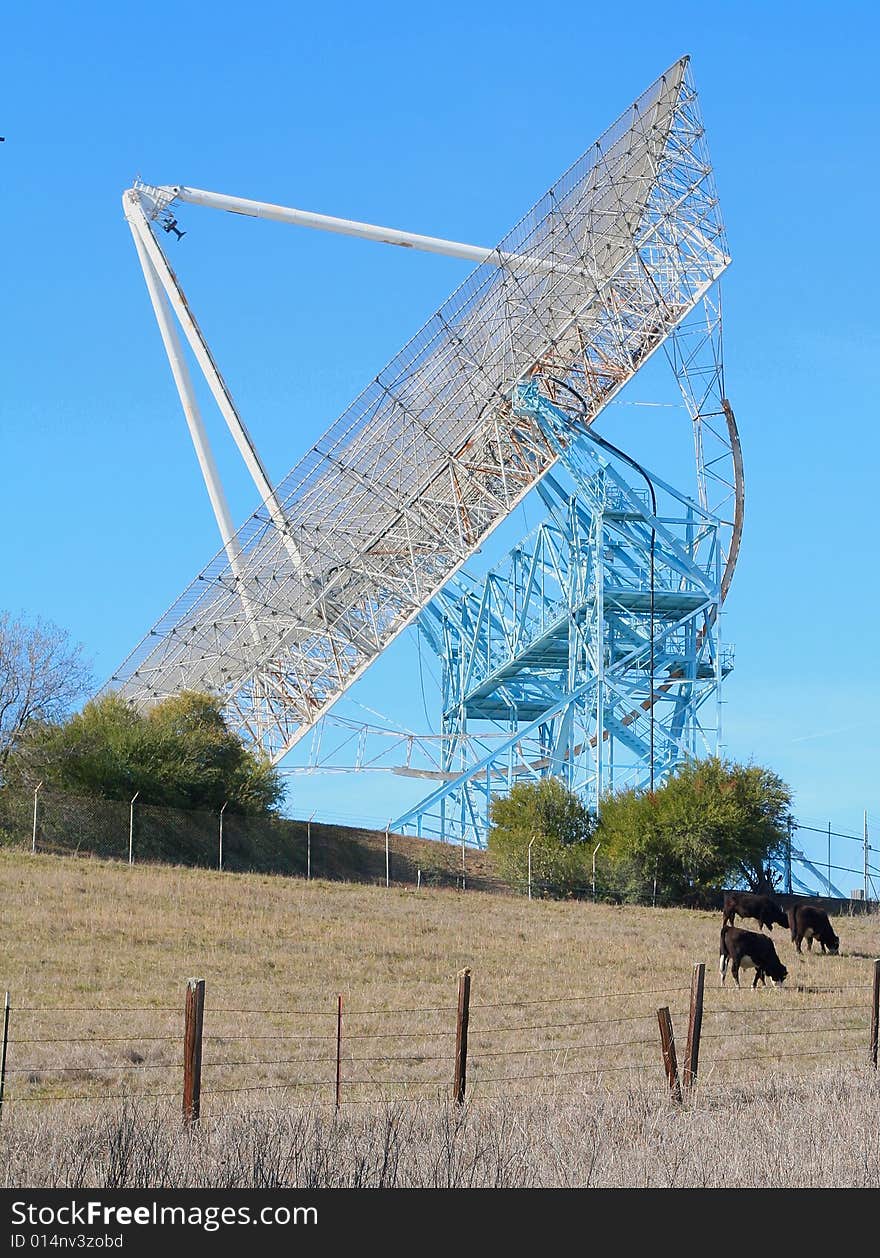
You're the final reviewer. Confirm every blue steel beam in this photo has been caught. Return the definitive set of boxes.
[393,385,731,845]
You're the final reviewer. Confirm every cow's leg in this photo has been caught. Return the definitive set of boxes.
[732,960,741,987]
[819,941,827,954]
[719,954,728,986]
[807,937,814,952]
[795,937,803,953]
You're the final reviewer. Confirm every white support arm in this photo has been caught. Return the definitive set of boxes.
[127,219,266,650]
[128,222,239,554]
[172,185,506,265]
[122,190,306,573]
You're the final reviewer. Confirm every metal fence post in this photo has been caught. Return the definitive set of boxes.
[128,791,139,866]
[0,992,10,1125]
[385,820,391,888]
[871,958,879,1069]
[183,978,205,1123]
[527,836,535,901]
[31,781,43,853]
[335,994,343,1110]
[307,811,315,881]
[219,801,228,871]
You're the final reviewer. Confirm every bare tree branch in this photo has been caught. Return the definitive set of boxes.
[0,611,92,771]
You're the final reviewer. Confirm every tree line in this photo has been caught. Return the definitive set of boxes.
[0,611,283,817]
[489,761,792,906]
[2,610,793,902]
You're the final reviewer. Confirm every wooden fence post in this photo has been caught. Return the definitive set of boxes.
[871,958,879,1069]
[0,992,10,1125]
[453,967,471,1105]
[656,1006,681,1102]
[683,962,705,1089]
[335,994,343,1110]
[183,978,205,1123]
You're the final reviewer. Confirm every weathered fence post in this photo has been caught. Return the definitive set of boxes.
[385,821,391,888]
[183,978,205,1123]
[871,958,880,1069]
[0,991,10,1125]
[335,994,343,1110]
[307,811,315,881]
[454,967,471,1105]
[656,1006,681,1102]
[683,962,705,1089]
[527,836,536,901]
[31,781,43,853]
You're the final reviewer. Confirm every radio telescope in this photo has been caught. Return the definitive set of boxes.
[112,56,742,845]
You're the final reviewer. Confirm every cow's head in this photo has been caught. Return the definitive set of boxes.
[827,932,840,955]
[770,964,788,987]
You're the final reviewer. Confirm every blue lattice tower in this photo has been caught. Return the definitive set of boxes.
[394,383,732,846]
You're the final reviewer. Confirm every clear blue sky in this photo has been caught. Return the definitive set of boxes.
[2,1,879,859]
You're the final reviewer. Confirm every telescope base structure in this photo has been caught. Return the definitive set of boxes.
[393,394,732,848]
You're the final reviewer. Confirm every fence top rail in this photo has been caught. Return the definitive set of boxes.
[473,1036,657,1057]
[1,1090,179,1104]
[470,1010,687,1036]
[9,1035,181,1045]
[12,1006,182,1014]
[5,1062,181,1074]
[702,1045,866,1062]
[470,985,691,1009]
[202,1031,337,1042]
[206,1006,337,1016]
[703,1002,866,1019]
[701,1023,864,1041]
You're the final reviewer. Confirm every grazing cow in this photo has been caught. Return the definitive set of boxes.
[722,891,788,932]
[788,904,840,955]
[719,925,788,988]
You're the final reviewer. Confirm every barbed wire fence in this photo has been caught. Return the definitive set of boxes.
[1,962,878,1124]
[2,785,879,908]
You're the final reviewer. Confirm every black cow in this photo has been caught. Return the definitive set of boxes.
[788,905,840,954]
[722,891,788,932]
[719,925,788,988]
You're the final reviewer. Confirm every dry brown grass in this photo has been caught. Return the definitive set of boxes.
[2,1072,880,1187]
[0,848,878,1132]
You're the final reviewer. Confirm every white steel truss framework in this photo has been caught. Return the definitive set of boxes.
[111,58,739,772]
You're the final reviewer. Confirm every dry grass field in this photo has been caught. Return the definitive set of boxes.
[1,847,878,1186]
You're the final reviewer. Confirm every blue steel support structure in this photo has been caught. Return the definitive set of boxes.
[394,382,732,847]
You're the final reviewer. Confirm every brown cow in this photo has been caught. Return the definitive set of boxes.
[788,905,840,954]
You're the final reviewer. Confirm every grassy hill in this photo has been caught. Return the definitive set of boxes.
[1,848,878,1186]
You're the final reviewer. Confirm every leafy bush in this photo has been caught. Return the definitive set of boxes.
[488,778,597,897]
[598,756,791,905]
